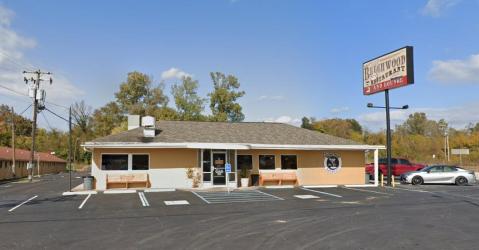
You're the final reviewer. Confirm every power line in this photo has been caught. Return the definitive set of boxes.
[41,111,54,130]
[0,51,36,71]
[19,104,32,116]
[0,83,28,97]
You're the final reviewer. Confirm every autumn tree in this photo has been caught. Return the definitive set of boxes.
[171,76,205,121]
[90,102,125,137]
[114,71,169,116]
[208,72,245,122]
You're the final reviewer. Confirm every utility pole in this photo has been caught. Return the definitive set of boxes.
[23,70,52,182]
[11,106,16,178]
[69,106,72,191]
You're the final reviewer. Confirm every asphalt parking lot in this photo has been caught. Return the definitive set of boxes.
[1,173,479,249]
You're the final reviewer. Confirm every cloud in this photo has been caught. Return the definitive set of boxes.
[264,115,301,127]
[358,102,479,131]
[421,0,460,17]
[161,67,191,80]
[330,106,350,114]
[428,54,479,84]
[0,5,82,104]
[258,95,285,101]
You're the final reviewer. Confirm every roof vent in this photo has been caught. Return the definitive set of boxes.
[128,115,140,130]
[141,116,156,138]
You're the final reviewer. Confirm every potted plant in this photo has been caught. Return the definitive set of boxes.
[240,167,249,187]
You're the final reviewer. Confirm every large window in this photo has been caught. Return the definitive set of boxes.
[259,155,275,170]
[237,155,253,170]
[281,155,297,170]
[101,154,128,170]
[132,155,149,170]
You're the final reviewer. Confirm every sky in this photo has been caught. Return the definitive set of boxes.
[0,0,479,131]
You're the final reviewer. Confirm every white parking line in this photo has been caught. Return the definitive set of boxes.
[191,191,211,204]
[78,194,91,209]
[255,190,285,200]
[342,187,391,195]
[294,195,319,199]
[386,186,431,193]
[164,200,189,205]
[138,192,150,207]
[8,195,38,212]
[300,187,343,198]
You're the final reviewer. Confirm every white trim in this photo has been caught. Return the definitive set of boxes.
[303,185,338,188]
[103,189,137,194]
[63,191,98,196]
[343,184,377,188]
[264,185,294,189]
[83,142,385,151]
[144,188,175,192]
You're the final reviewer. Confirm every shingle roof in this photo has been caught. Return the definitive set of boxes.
[90,120,362,146]
[0,147,67,163]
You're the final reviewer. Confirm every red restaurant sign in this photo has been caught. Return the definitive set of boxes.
[363,46,414,95]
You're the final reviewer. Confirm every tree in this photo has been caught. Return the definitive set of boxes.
[301,117,314,130]
[72,100,92,134]
[208,72,245,122]
[310,118,363,141]
[90,102,125,137]
[171,76,205,121]
[114,71,169,116]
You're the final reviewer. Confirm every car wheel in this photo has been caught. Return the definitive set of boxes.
[455,176,468,186]
[411,176,423,185]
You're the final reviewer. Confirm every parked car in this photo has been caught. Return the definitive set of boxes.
[365,158,425,179]
[400,165,476,186]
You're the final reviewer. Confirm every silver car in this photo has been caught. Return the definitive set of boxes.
[400,165,476,186]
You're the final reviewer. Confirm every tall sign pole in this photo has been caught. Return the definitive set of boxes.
[69,106,72,192]
[363,46,414,186]
[384,90,392,185]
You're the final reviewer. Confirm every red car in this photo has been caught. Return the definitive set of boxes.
[365,158,426,179]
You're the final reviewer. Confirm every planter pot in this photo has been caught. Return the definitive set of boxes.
[241,178,249,187]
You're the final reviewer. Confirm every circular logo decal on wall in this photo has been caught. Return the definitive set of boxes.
[324,153,342,173]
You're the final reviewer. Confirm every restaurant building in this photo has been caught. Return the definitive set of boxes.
[83,116,383,190]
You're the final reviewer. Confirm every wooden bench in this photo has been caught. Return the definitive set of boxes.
[259,172,298,186]
[106,173,148,189]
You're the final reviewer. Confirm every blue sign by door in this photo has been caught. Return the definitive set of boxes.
[225,163,231,173]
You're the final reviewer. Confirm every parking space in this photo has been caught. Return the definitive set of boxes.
[191,190,283,204]
[2,175,479,249]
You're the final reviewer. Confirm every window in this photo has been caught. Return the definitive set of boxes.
[429,166,443,173]
[399,159,411,165]
[132,155,149,170]
[101,154,128,170]
[443,166,457,172]
[259,155,275,170]
[281,155,297,170]
[237,155,253,170]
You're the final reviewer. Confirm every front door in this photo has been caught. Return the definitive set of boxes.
[212,152,226,185]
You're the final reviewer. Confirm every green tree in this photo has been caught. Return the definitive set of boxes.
[90,102,125,137]
[114,71,169,116]
[208,72,245,122]
[311,118,363,141]
[301,117,314,130]
[171,76,205,121]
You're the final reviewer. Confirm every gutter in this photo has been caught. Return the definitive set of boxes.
[82,142,385,151]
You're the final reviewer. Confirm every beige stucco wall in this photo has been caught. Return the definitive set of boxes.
[237,149,366,185]
[92,148,198,169]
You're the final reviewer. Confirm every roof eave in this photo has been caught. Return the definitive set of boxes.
[82,142,385,151]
